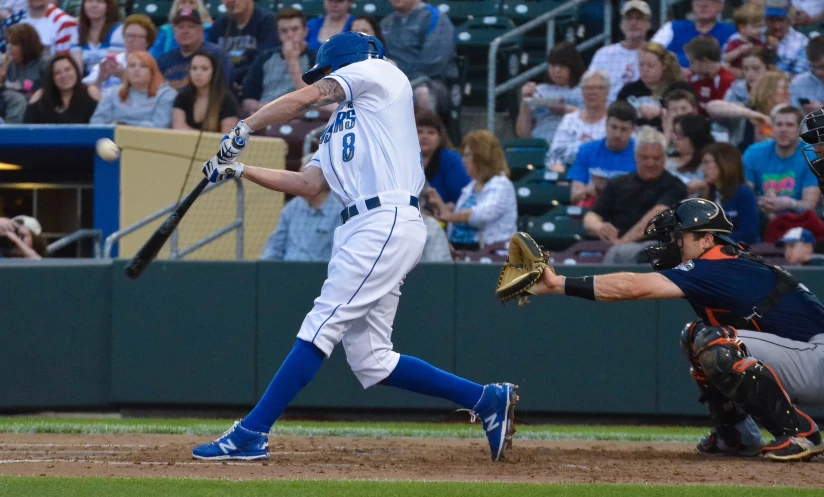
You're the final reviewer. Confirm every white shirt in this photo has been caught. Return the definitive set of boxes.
[82,50,127,90]
[546,110,607,167]
[793,0,824,18]
[448,174,517,246]
[588,43,639,103]
[307,58,425,205]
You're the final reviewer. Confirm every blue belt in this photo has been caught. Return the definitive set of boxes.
[341,195,419,223]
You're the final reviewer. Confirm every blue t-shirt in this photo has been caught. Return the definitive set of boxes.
[667,20,736,68]
[743,140,818,200]
[661,246,824,342]
[208,8,279,85]
[566,138,636,184]
[306,15,354,52]
[427,148,471,205]
[715,184,761,244]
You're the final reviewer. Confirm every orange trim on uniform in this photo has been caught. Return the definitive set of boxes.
[795,408,817,438]
[698,245,739,261]
[763,438,793,452]
[733,358,756,372]
[704,308,722,326]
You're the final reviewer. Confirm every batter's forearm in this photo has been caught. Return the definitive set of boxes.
[242,166,325,198]
[244,79,346,131]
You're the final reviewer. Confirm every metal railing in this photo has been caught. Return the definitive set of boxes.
[47,229,103,258]
[103,178,244,260]
[487,0,612,131]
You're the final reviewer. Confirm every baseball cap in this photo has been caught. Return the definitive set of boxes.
[776,227,816,247]
[12,215,42,236]
[621,0,652,18]
[172,7,202,25]
[764,0,789,18]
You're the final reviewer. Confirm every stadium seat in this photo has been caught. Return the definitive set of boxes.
[350,1,394,18]
[502,138,547,182]
[500,0,566,24]
[133,0,173,25]
[432,0,501,25]
[513,168,570,216]
[550,239,611,265]
[453,240,509,264]
[261,111,331,172]
[517,204,588,252]
[456,16,523,108]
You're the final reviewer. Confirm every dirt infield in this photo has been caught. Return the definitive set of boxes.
[0,433,822,486]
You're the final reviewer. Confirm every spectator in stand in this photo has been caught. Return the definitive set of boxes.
[567,100,637,206]
[157,8,233,90]
[149,0,212,59]
[207,0,277,89]
[83,14,155,92]
[722,4,765,78]
[743,106,820,218]
[381,0,457,118]
[584,126,688,264]
[699,142,761,243]
[70,0,122,76]
[777,227,824,266]
[90,50,176,127]
[791,0,824,28]
[617,42,691,130]
[667,114,713,195]
[789,36,824,116]
[260,155,340,262]
[588,0,650,104]
[516,42,584,144]
[10,0,78,54]
[417,195,453,263]
[350,14,383,45]
[652,0,736,69]
[0,216,46,259]
[305,0,353,52]
[0,0,26,19]
[417,110,470,205]
[546,69,609,173]
[0,79,26,122]
[23,52,98,122]
[172,50,237,133]
[685,35,735,114]
[765,0,809,75]
[661,88,698,146]
[723,47,772,107]
[428,130,516,251]
[241,8,313,116]
[707,70,788,144]
[2,23,48,97]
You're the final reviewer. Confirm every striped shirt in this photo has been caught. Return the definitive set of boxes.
[20,5,78,54]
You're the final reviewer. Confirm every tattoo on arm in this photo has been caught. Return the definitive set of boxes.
[297,78,346,112]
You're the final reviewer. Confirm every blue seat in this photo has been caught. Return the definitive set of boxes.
[513,168,571,216]
[502,138,547,182]
[517,205,588,252]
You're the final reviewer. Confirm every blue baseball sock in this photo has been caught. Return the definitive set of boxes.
[241,339,325,433]
[380,355,484,409]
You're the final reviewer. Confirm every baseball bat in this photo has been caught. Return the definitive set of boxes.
[124,177,210,280]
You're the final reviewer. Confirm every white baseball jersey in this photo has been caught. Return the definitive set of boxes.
[306,58,425,205]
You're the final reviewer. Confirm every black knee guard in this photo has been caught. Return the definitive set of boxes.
[692,324,816,439]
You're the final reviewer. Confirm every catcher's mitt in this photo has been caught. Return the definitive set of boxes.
[496,232,555,305]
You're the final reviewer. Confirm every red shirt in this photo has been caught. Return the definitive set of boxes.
[724,37,766,69]
[690,67,735,115]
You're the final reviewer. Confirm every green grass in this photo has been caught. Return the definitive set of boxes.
[0,477,818,497]
[0,417,719,442]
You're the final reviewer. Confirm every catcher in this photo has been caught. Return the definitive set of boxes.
[498,198,824,462]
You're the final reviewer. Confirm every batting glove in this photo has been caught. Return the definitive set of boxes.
[202,157,244,183]
[216,120,252,165]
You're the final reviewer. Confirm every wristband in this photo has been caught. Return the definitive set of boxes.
[564,276,596,300]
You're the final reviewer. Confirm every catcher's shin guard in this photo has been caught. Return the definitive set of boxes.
[691,323,816,440]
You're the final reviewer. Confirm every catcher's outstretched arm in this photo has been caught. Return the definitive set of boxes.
[537,271,684,301]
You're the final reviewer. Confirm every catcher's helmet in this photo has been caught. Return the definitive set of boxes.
[302,31,385,85]
[799,108,824,181]
[644,198,735,271]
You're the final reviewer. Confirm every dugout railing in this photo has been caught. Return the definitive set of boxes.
[103,177,245,260]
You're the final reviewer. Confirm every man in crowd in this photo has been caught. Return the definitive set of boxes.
[0,0,77,54]
[242,8,314,116]
[685,35,734,114]
[789,36,824,116]
[743,106,821,217]
[583,126,687,264]
[157,8,233,89]
[777,227,824,266]
[765,0,809,76]
[568,100,637,205]
[588,0,650,104]
[652,0,735,68]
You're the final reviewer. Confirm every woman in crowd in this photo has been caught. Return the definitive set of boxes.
[305,0,354,52]
[706,70,788,144]
[350,14,384,45]
[724,48,772,107]
[148,0,212,59]
[3,24,49,98]
[699,142,761,243]
[172,50,238,133]
[516,42,584,145]
[616,42,692,130]
[667,114,714,196]
[545,69,609,173]
[23,54,100,123]
[90,51,176,128]
[428,130,517,251]
[417,111,470,205]
[84,14,156,92]
[71,0,123,76]
[0,217,46,259]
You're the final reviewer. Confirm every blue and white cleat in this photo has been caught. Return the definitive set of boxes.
[469,383,519,461]
[192,421,269,461]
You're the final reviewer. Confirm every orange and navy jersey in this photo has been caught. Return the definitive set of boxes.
[660,246,824,342]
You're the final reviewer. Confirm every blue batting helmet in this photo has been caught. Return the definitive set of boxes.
[302,31,385,85]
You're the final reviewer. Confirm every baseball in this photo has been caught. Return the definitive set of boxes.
[96,138,121,162]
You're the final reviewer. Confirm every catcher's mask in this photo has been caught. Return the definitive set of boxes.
[800,108,824,178]
[644,198,736,271]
